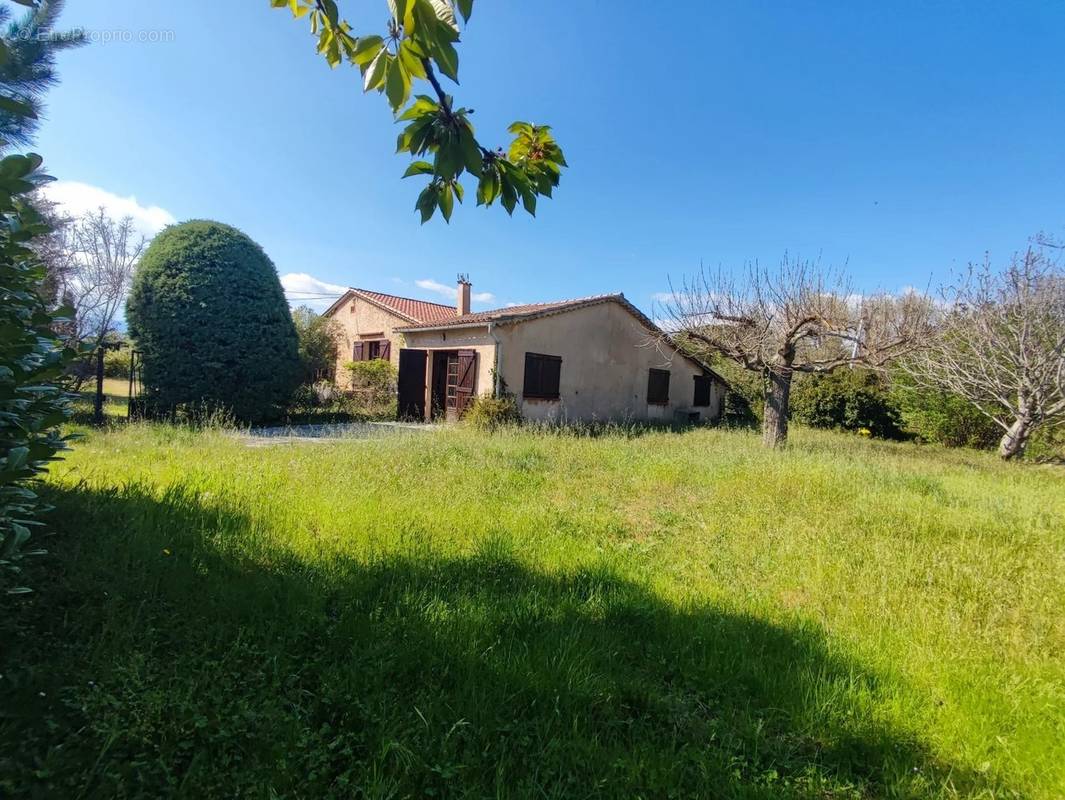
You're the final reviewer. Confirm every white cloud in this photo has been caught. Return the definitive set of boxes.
[650,291,676,303]
[415,278,495,304]
[280,272,348,312]
[42,180,176,238]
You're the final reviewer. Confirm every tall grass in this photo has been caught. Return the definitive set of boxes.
[2,423,1062,798]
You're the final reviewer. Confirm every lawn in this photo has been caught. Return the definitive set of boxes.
[2,423,1062,798]
[72,377,131,423]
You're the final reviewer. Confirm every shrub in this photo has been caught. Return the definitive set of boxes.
[890,372,1001,449]
[0,154,76,590]
[707,356,762,428]
[292,305,339,382]
[102,346,130,379]
[791,369,905,439]
[465,394,521,431]
[345,359,397,406]
[1026,425,1065,463]
[125,220,300,423]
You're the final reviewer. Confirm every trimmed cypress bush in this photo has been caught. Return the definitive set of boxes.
[126,220,300,423]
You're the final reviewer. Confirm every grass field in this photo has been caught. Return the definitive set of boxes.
[72,377,131,423]
[2,423,1062,798]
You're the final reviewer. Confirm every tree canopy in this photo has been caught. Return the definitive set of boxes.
[0,0,85,149]
[126,220,301,423]
[663,257,932,447]
[273,0,566,223]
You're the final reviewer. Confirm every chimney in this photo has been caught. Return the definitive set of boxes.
[457,273,472,316]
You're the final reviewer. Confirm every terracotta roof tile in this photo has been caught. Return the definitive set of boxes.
[395,294,623,330]
[348,288,457,323]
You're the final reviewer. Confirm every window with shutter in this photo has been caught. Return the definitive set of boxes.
[693,375,711,407]
[353,342,365,361]
[367,340,381,360]
[380,340,391,361]
[647,368,670,405]
[523,353,562,400]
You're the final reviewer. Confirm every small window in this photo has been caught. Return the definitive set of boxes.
[523,352,562,400]
[355,339,391,361]
[647,368,670,405]
[693,375,712,407]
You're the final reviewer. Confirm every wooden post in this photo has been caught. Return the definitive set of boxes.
[93,346,105,425]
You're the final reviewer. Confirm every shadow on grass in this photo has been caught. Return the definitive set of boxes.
[1,483,1000,799]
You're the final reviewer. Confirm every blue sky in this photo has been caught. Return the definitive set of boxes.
[33,1,1065,312]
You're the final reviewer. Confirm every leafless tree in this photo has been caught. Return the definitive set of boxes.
[661,256,932,447]
[27,190,78,304]
[905,244,1065,460]
[51,208,147,385]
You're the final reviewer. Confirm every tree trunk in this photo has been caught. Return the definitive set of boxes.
[998,416,1033,460]
[762,367,792,448]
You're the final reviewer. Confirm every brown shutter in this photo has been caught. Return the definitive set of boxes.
[380,339,391,361]
[353,342,365,361]
[455,350,476,417]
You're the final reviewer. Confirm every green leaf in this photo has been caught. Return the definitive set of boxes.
[434,140,463,181]
[520,188,536,216]
[385,58,410,111]
[457,0,473,22]
[429,0,459,30]
[430,38,460,83]
[439,183,454,222]
[458,125,482,177]
[476,166,499,206]
[398,40,427,79]
[319,0,339,26]
[416,184,438,223]
[353,36,384,68]
[499,174,517,215]
[402,161,434,178]
[363,49,389,92]
[398,95,438,121]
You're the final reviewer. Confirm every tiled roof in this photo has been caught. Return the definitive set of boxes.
[324,288,457,323]
[395,294,625,331]
[353,289,457,323]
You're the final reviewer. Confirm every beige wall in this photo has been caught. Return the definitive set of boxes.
[399,326,497,414]
[325,294,409,389]
[397,300,726,424]
[494,301,725,423]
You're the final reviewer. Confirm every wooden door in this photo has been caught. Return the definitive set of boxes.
[397,348,427,421]
[445,350,477,420]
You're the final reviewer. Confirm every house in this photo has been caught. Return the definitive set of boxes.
[322,277,727,424]
[321,286,457,390]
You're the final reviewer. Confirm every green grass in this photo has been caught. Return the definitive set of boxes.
[2,423,1063,798]
[71,377,131,423]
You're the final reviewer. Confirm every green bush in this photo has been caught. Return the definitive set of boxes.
[708,357,762,428]
[889,372,1001,450]
[465,394,521,431]
[102,346,130,379]
[1026,425,1065,462]
[345,359,397,406]
[791,369,905,439]
[126,221,300,423]
[0,154,76,590]
[292,305,339,382]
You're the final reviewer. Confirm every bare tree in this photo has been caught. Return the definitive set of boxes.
[905,244,1065,460]
[56,207,147,351]
[27,190,77,304]
[662,256,932,447]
